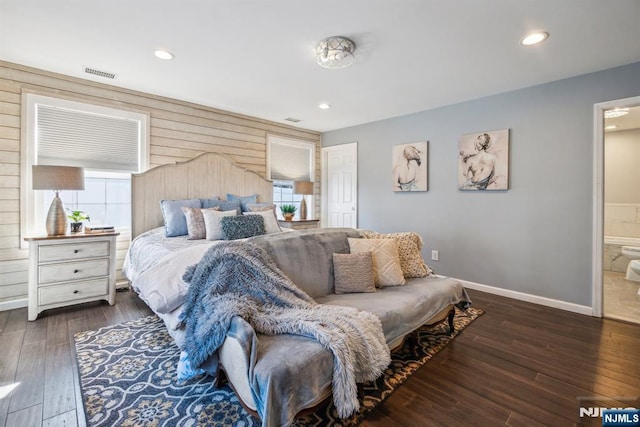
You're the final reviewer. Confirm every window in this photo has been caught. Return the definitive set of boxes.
[22,93,148,243]
[42,171,131,228]
[271,180,302,214]
[267,135,315,218]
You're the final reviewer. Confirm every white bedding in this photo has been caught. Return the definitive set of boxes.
[123,227,214,282]
[123,227,217,313]
[123,226,293,314]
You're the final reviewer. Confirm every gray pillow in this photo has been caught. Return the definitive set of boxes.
[221,215,265,240]
[332,252,376,294]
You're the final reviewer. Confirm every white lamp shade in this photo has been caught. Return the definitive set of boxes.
[32,165,85,191]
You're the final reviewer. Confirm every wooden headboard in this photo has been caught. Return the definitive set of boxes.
[131,152,273,238]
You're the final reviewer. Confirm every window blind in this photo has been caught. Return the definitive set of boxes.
[270,141,313,181]
[37,105,140,172]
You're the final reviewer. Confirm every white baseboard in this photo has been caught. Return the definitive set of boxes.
[0,297,28,312]
[456,278,594,316]
[0,279,594,316]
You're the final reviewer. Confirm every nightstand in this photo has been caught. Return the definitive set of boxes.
[277,219,320,230]
[24,232,119,321]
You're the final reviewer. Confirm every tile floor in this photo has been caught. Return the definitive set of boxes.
[603,270,640,324]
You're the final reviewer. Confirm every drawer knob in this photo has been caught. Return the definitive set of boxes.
[74,249,79,253]
[73,290,79,294]
[74,269,79,273]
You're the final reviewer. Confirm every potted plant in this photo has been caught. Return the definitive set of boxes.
[280,204,297,221]
[67,210,90,233]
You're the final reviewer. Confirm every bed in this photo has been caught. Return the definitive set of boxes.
[124,152,471,426]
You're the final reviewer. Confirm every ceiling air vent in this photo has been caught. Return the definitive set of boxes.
[284,117,301,123]
[83,66,117,79]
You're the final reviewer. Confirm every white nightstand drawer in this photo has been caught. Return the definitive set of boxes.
[39,278,109,306]
[39,258,109,284]
[39,241,109,262]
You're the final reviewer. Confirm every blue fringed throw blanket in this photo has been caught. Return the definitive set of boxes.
[179,241,390,419]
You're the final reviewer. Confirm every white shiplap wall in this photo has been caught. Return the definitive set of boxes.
[0,61,321,309]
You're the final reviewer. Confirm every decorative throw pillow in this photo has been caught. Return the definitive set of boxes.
[348,238,405,287]
[243,210,281,234]
[332,252,376,294]
[361,230,433,278]
[221,215,265,240]
[160,198,201,237]
[182,206,220,240]
[226,193,258,212]
[201,198,242,215]
[246,203,276,212]
[200,196,220,204]
[202,209,238,241]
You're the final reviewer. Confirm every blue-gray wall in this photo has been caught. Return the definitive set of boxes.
[323,62,640,307]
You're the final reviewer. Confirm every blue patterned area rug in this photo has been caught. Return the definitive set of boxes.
[74,307,482,426]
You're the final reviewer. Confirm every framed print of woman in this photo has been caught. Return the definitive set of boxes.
[392,141,428,192]
[458,129,509,191]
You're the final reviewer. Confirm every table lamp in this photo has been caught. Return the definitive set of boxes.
[32,165,85,235]
[294,181,314,220]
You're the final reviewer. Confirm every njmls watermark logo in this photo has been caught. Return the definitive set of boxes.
[577,397,640,426]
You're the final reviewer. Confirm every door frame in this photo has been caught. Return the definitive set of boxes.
[321,142,358,228]
[592,95,640,317]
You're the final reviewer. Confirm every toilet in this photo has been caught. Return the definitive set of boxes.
[621,246,640,290]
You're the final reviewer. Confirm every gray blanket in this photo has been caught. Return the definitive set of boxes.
[179,241,391,419]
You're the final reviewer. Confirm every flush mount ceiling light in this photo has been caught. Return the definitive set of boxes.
[521,31,549,46]
[316,36,356,69]
[154,50,175,60]
[605,125,618,130]
[318,103,331,110]
[604,107,630,119]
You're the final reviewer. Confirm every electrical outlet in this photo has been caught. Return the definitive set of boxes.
[431,250,439,261]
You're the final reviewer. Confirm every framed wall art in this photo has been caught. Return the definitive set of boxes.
[392,141,427,192]
[458,129,509,191]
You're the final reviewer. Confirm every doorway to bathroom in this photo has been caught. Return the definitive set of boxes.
[594,97,640,324]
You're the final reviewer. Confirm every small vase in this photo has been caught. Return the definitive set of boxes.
[70,222,83,233]
[283,213,294,221]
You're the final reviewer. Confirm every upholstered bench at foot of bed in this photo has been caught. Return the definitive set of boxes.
[216,276,469,426]
[317,275,467,348]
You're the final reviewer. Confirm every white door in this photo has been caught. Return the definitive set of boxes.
[322,143,357,228]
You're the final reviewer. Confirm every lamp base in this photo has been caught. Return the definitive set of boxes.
[300,197,307,220]
[46,193,67,235]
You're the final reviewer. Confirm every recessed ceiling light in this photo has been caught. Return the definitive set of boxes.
[521,32,549,46]
[154,50,175,60]
[318,103,331,110]
[604,108,630,119]
[605,125,617,130]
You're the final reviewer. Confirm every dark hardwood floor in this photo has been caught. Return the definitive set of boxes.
[0,289,638,427]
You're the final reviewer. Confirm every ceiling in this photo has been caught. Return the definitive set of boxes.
[1,1,640,132]
[605,106,640,132]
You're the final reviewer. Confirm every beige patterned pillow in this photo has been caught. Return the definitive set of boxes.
[348,238,405,287]
[246,203,276,212]
[182,206,220,240]
[361,231,433,278]
[332,252,376,294]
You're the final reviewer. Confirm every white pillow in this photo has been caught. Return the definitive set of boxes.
[243,210,281,234]
[202,209,237,240]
